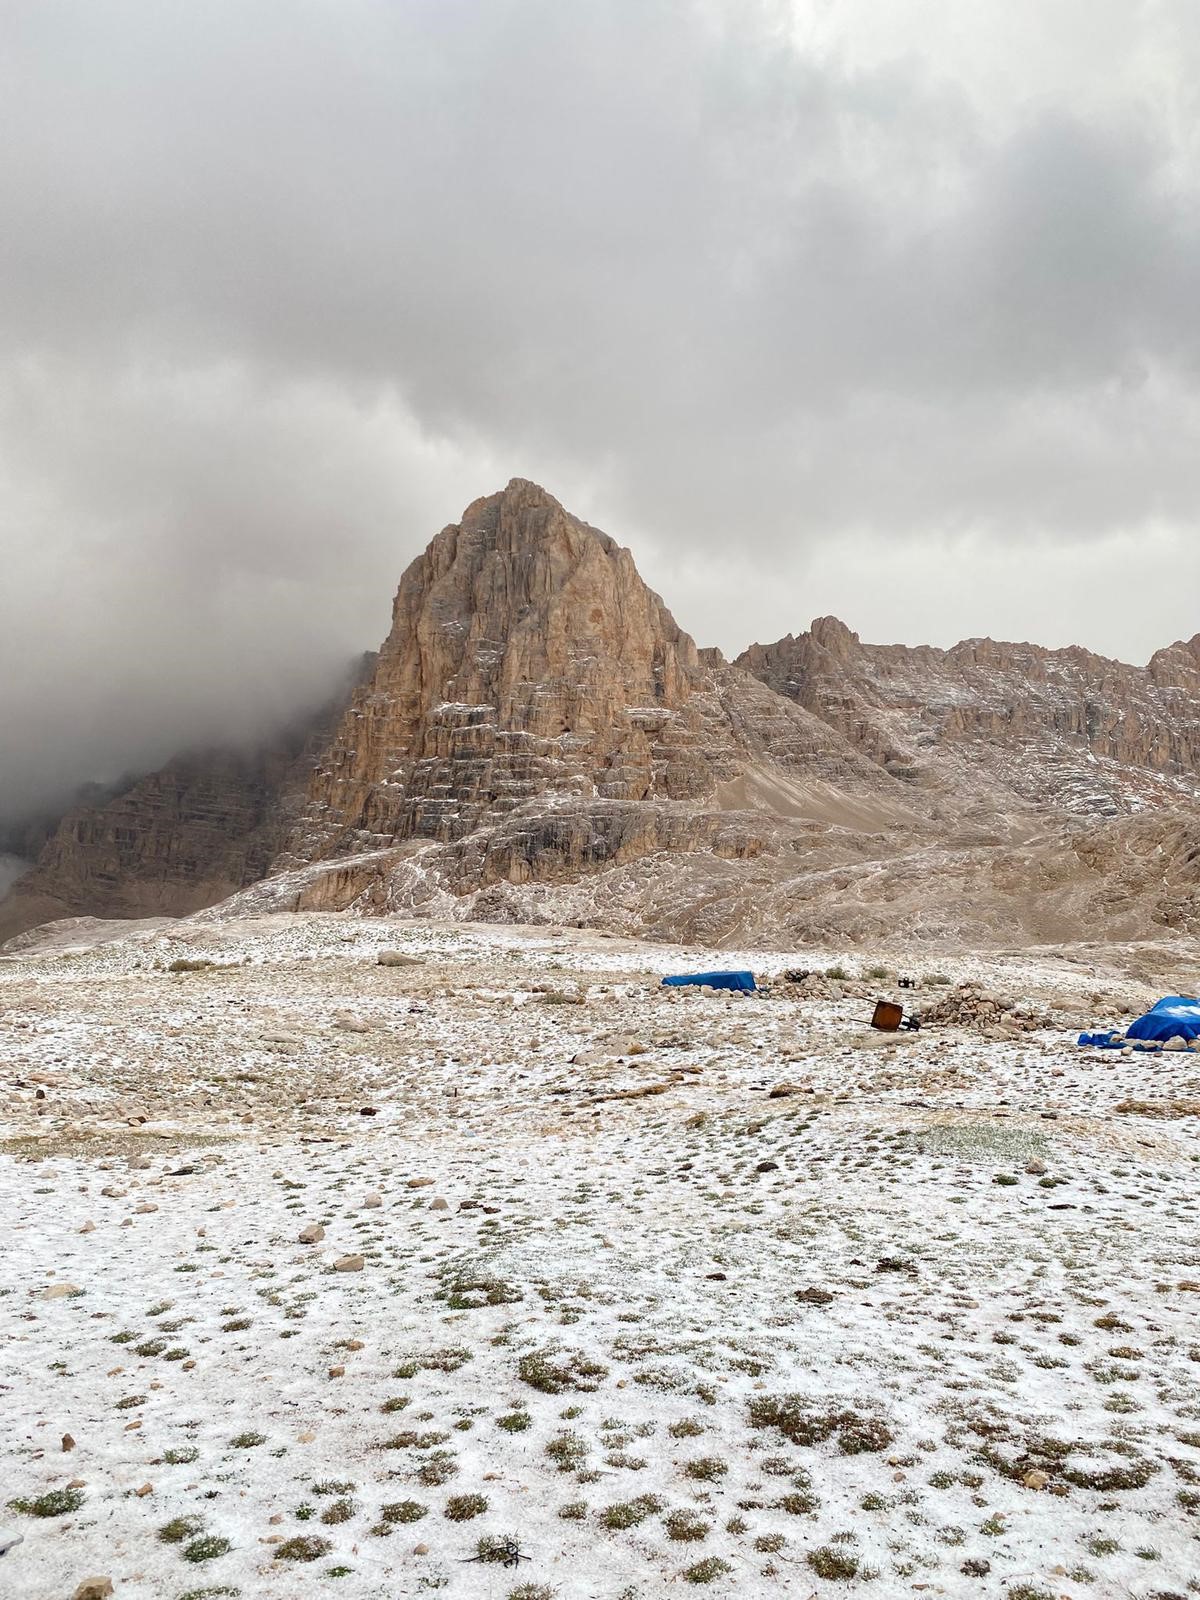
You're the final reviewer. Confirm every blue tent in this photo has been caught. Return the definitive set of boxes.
[662,970,756,993]
[1078,995,1200,1050]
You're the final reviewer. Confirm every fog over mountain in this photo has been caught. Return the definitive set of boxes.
[3,0,1198,822]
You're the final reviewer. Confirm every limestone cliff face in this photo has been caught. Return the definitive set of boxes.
[283,480,888,872]
[738,620,1200,816]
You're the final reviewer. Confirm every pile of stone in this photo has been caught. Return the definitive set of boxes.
[922,981,1048,1033]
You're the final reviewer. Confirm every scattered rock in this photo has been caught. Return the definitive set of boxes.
[378,951,421,967]
[333,1254,364,1272]
[796,1287,835,1305]
[298,1224,325,1245]
[72,1580,114,1600]
[41,1284,79,1300]
[363,1193,382,1208]
[332,1013,371,1032]
[62,1434,75,1452]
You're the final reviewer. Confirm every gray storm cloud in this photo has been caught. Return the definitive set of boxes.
[2,0,1198,821]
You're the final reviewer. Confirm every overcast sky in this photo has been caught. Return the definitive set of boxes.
[2,0,1199,821]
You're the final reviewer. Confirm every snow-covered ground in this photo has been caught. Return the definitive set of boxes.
[2,914,1199,1600]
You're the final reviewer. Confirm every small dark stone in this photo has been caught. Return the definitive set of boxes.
[961,1558,991,1577]
[796,1286,835,1305]
[754,1161,779,1173]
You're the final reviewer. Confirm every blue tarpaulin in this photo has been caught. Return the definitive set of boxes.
[661,970,756,992]
[1078,994,1200,1050]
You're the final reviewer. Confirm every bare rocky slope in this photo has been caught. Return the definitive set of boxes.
[3,480,1200,948]
[737,617,1200,817]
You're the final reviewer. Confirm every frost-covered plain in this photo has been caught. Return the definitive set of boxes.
[2,914,1200,1600]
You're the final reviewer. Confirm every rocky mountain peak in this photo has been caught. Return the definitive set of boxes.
[1148,633,1200,693]
[282,481,715,862]
[807,615,861,656]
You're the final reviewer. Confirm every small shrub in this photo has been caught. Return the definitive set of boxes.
[380,1500,427,1524]
[807,1546,862,1580]
[683,1456,727,1482]
[319,1498,355,1525]
[182,1535,233,1563]
[545,1431,587,1473]
[229,1431,266,1449]
[274,1535,332,1561]
[518,1347,609,1394]
[158,1515,206,1544]
[392,1347,472,1378]
[8,1487,85,1517]
[163,1447,200,1466]
[664,1509,709,1541]
[474,1533,526,1564]
[682,1557,733,1584]
[496,1410,532,1433]
[444,1492,488,1521]
[558,1500,588,1520]
[600,1493,664,1530]
[777,1490,820,1515]
[415,1451,458,1487]
[440,1272,523,1310]
[749,1394,892,1455]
